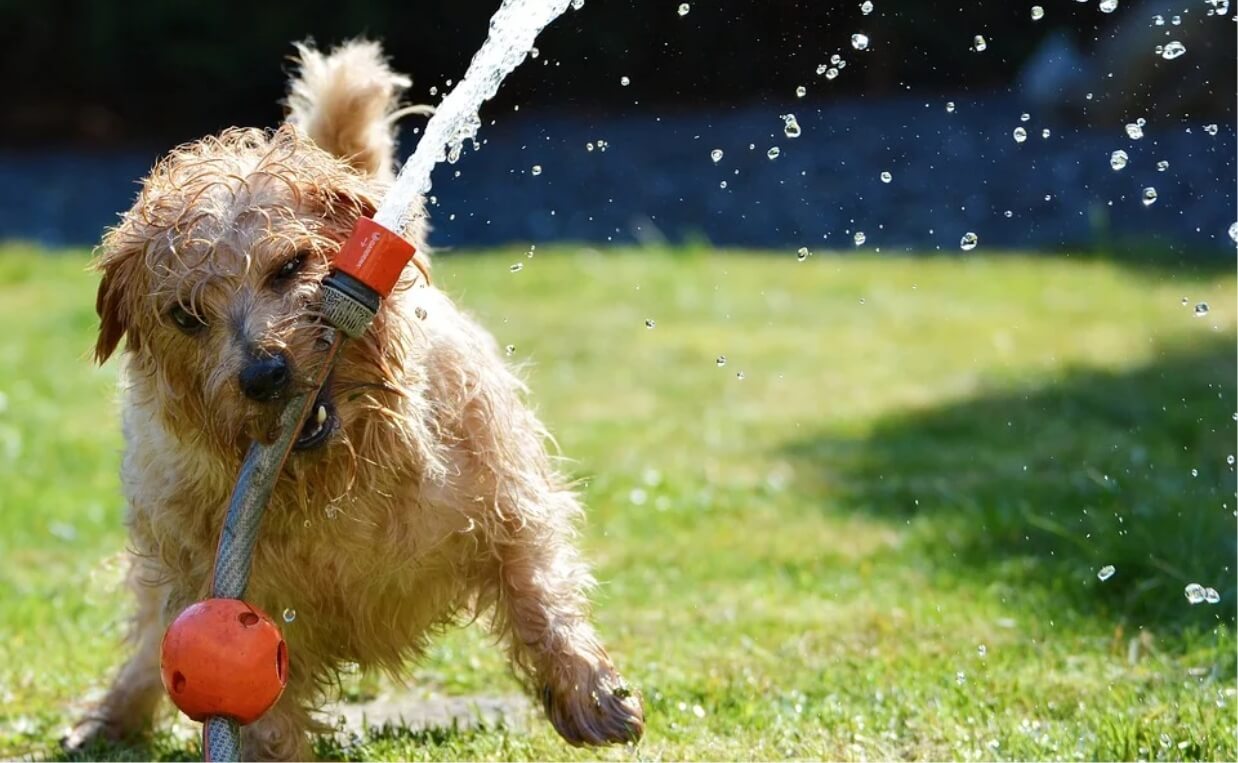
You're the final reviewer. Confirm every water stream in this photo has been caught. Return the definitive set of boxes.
[373,0,577,235]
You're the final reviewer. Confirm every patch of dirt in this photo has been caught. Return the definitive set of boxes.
[325,690,534,733]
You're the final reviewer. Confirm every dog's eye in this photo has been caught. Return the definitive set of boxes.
[168,305,207,334]
[271,253,309,285]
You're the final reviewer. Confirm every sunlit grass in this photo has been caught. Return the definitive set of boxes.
[0,244,1234,761]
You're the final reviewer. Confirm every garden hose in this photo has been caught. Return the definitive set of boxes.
[188,218,417,761]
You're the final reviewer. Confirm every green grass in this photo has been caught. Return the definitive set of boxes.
[0,243,1234,761]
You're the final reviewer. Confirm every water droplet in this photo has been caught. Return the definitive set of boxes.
[796,246,812,261]
[1141,187,1158,206]
[620,75,631,86]
[1020,113,1031,123]
[825,67,840,80]
[795,85,807,98]
[1227,454,1235,466]
[1099,0,1118,13]
[767,146,781,160]
[530,165,542,176]
[945,101,956,113]
[710,148,723,163]
[510,262,524,272]
[1204,587,1221,604]
[677,2,690,17]
[978,644,988,657]
[1031,5,1044,20]
[782,114,802,138]
[1004,210,1013,218]
[571,0,585,10]
[851,33,869,50]
[282,608,297,623]
[645,319,656,329]
[1041,128,1051,139]
[716,356,727,367]
[854,231,867,246]
[1013,126,1027,143]
[719,180,728,189]
[692,704,706,718]
[1161,41,1186,59]
[1097,565,1116,582]
[1204,123,1219,136]
[505,344,516,356]
[1185,583,1206,604]
[861,1,874,15]
[955,671,966,686]
[1229,222,1238,244]
[972,35,987,52]
[1156,160,1169,172]
[960,232,979,251]
[1191,468,1199,477]
[1125,122,1144,140]
[1110,149,1129,170]
[1194,302,1209,317]
[735,371,745,381]
[880,171,892,183]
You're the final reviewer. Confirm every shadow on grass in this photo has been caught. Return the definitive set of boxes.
[785,335,1236,628]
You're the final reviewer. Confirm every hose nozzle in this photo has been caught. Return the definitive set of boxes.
[321,217,416,337]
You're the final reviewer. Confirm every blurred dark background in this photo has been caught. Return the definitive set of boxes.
[1,0,1234,250]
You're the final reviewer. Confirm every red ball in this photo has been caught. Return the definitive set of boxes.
[160,598,289,725]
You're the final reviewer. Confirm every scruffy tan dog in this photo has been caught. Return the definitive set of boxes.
[67,41,643,760]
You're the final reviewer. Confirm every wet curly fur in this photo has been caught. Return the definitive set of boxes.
[66,40,643,760]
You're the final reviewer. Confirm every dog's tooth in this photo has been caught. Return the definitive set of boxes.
[316,405,327,425]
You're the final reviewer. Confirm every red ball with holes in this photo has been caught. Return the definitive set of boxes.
[160,598,289,725]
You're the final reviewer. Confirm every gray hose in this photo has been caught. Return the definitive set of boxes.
[202,331,343,760]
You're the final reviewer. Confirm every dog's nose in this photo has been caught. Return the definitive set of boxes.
[238,352,292,402]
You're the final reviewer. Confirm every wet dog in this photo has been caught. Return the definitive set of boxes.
[66,40,643,760]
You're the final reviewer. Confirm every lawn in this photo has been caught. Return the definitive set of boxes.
[0,243,1234,761]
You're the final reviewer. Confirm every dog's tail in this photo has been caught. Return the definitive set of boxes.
[285,40,428,180]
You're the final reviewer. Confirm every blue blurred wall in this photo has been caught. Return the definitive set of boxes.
[2,94,1234,253]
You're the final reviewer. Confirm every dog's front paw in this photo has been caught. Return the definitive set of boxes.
[543,664,645,747]
[60,715,128,755]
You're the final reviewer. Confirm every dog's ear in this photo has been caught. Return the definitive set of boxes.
[93,242,143,364]
[316,171,379,224]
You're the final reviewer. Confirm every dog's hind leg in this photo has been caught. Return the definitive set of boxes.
[62,556,168,752]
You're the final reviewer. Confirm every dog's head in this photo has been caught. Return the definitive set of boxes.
[94,125,421,459]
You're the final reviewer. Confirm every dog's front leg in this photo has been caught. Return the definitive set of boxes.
[487,499,645,747]
[63,556,168,752]
[436,314,644,746]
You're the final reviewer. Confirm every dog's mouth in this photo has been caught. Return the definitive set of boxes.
[294,386,338,451]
